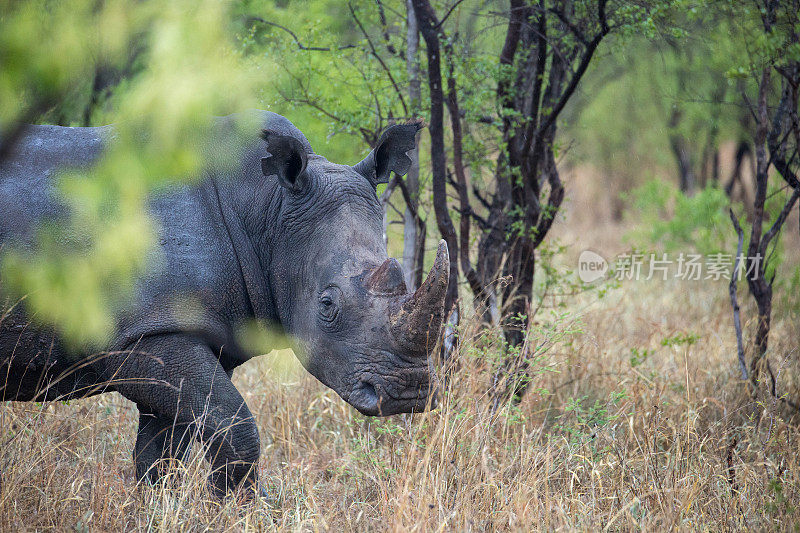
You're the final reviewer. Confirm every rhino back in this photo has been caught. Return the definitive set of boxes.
[0,125,109,248]
[0,123,256,381]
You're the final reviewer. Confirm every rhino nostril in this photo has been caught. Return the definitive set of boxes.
[428,387,439,409]
[354,380,379,408]
[363,381,377,403]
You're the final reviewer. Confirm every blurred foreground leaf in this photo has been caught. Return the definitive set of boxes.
[1,0,260,347]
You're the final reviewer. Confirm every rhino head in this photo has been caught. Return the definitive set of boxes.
[260,121,446,416]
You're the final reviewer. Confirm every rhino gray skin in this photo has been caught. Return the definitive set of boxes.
[0,110,447,497]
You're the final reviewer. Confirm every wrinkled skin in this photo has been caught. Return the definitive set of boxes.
[0,111,447,497]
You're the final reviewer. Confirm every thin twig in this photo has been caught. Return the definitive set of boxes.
[375,0,401,57]
[758,188,799,258]
[729,208,748,381]
[434,0,467,30]
[348,2,409,116]
[535,0,609,138]
[247,17,358,51]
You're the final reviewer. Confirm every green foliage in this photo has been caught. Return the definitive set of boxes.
[660,332,699,347]
[0,0,257,346]
[535,239,614,305]
[234,0,415,164]
[623,179,794,294]
[557,389,627,450]
[1,1,125,127]
[775,264,800,318]
[567,6,748,191]
[628,347,651,368]
[766,478,796,516]
[623,180,733,255]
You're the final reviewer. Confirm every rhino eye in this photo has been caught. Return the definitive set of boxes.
[318,287,340,324]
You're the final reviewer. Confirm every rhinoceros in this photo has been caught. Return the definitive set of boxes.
[0,111,447,497]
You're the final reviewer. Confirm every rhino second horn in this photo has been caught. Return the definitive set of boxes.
[390,240,449,356]
[366,258,407,295]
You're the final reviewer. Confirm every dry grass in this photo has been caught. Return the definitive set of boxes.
[2,182,800,531]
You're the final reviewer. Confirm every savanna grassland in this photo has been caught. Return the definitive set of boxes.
[2,166,799,531]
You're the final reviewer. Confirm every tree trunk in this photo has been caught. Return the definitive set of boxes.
[729,48,800,415]
[725,141,751,198]
[413,0,460,325]
[746,68,773,382]
[380,179,398,251]
[403,0,423,291]
[668,107,696,195]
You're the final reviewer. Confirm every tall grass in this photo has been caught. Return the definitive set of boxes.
[2,213,800,530]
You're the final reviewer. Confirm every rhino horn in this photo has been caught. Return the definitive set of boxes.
[366,257,407,295]
[390,240,449,356]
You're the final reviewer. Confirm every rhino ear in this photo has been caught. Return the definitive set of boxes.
[353,121,423,186]
[260,130,309,191]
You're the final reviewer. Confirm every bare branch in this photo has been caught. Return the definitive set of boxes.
[759,188,799,259]
[547,6,589,46]
[414,0,461,325]
[396,177,418,219]
[531,152,564,249]
[375,0,402,57]
[247,17,357,51]
[729,209,748,381]
[471,211,490,231]
[472,185,493,210]
[535,0,609,138]
[445,34,485,300]
[349,2,409,116]
[434,0,467,30]
[520,1,549,165]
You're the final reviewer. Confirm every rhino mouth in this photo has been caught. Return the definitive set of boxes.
[348,372,438,416]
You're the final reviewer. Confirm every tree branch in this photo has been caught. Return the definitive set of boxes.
[535,0,609,138]
[349,2,409,116]
[531,150,564,248]
[375,0,401,57]
[445,31,484,300]
[414,0,461,325]
[520,0,548,169]
[247,17,358,51]
[472,185,493,210]
[434,0,467,30]
[396,176,418,219]
[547,6,589,46]
[729,208,749,381]
[758,188,799,259]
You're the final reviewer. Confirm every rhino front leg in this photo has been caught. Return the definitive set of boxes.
[106,334,262,497]
[134,411,194,484]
